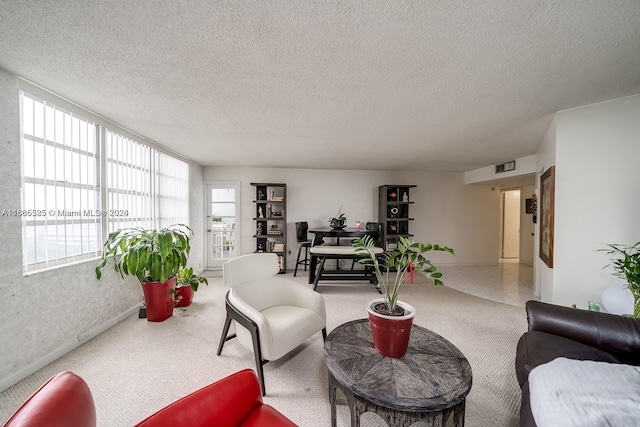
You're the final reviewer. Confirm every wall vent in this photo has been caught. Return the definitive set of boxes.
[495,160,516,174]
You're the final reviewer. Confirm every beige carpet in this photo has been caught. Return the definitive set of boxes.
[0,273,527,426]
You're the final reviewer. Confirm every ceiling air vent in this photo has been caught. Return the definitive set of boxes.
[495,160,516,174]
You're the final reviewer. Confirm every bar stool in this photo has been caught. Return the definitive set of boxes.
[294,222,312,277]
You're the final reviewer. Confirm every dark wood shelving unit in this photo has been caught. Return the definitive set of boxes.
[378,185,417,250]
[251,183,287,273]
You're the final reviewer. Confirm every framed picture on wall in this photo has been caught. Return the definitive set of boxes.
[539,166,555,268]
[525,198,534,214]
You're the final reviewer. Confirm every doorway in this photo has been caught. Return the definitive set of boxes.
[501,189,521,260]
[206,182,240,269]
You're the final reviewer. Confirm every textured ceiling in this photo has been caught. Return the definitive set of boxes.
[1,1,639,171]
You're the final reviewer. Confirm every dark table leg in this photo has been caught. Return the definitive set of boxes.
[308,254,318,284]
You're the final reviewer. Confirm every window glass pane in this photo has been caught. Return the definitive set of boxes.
[20,92,100,272]
[105,129,154,232]
[211,203,235,217]
[211,188,235,202]
[156,152,189,229]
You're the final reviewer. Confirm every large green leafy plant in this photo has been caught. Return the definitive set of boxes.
[95,225,192,283]
[353,235,454,314]
[601,241,640,318]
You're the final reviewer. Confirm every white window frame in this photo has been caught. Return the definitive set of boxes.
[20,92,102,272]
[18,80,191,274]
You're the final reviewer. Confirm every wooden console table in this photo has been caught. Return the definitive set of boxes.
[324,319,473,427]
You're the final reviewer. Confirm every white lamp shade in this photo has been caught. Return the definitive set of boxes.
[601,284,634,315]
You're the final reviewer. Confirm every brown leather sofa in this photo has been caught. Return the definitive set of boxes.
[515,300,640,427]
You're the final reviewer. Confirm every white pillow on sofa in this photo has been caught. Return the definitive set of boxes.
[529,357,640,427]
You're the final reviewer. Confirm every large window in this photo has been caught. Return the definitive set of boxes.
[19,87,190,273]
[105,129,154,231]
[156,151,189,229]
[20,93,101,270]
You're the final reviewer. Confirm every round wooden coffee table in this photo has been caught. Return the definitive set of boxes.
[324,319,472,427]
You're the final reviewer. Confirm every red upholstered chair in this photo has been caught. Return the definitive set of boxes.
[3,369,295,427]
[2,371,96,427]
[134,369,296,427]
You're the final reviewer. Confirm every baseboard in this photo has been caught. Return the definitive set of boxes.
[0,303,140,392]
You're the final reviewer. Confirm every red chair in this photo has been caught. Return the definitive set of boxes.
[3,369,296,427]
[135,369,297,427]
[2,371,96,427]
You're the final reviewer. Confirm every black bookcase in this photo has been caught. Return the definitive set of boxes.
[378,185,416,250]
[251,183,287,273]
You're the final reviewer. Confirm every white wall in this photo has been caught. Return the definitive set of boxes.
[203,167,500,267]
[551,94,640,308]
[0,68,205,391]
[534,118,557,299]
[519,184,535,265]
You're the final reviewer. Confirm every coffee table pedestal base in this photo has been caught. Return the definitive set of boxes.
[329,372,466,427]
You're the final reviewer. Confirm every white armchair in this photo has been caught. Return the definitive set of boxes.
[216,253,327,395]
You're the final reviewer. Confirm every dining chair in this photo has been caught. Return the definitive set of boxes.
[294,221,312,277]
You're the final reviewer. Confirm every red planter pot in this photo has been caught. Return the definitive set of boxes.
[141,278,176,322]
[174,286,194,307]
[366,299,416,358]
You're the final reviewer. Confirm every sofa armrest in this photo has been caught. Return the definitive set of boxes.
[135,369,263,427]
[526,300,640,361]
[2,371,96,427]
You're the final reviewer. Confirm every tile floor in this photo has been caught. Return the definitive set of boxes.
[439,262,538,307]
[207,261,539,308]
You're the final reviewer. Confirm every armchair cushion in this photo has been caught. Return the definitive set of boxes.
[229,278,326,360]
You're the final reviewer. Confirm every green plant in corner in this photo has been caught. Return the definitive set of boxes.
[601,241,640,318]
[353,235,454,315]
[95,225,192,283]
[175,267,208,292]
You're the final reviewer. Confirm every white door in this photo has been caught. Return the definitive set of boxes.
[206,182,240,268]
[502,189,521,259]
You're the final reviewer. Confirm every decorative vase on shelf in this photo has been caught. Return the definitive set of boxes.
[366,299,416,358]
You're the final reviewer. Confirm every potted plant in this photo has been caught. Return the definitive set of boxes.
[95,225,192,322]
[353,235,454,357]
[601,241,640,318]
[173,267,208,307]
[329,206,347,229]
